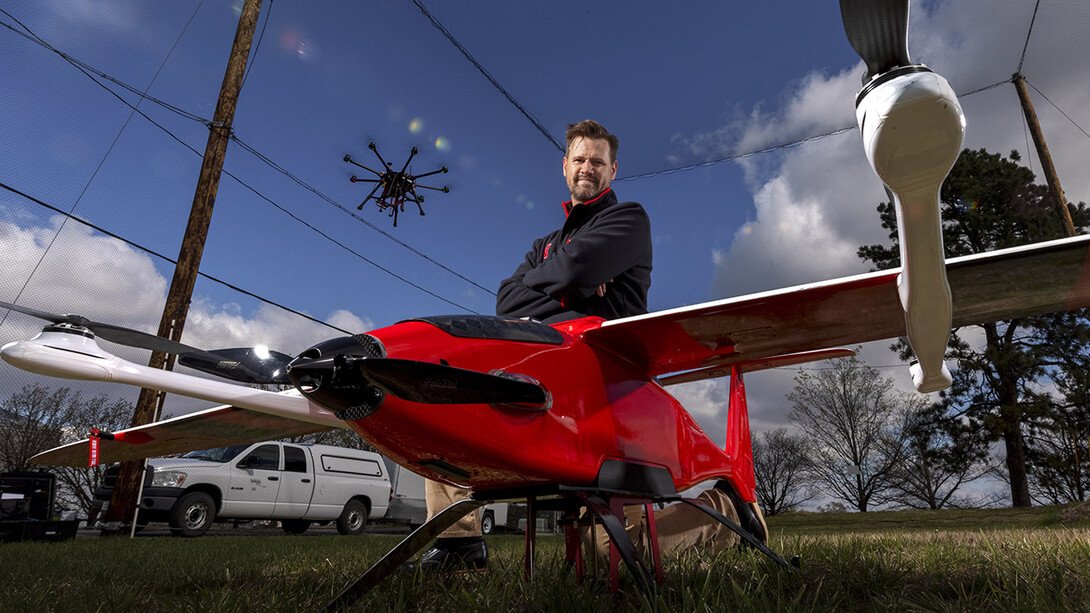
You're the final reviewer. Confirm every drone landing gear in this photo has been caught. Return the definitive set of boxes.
[324,487,797,611]
[531,492,662,594]
[523,490,796,595]
[323,498,487,612]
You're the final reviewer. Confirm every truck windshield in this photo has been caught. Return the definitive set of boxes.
[183,445,249,463]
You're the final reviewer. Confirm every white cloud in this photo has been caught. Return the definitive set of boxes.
[0,215,372,412]
[692,1,1090,300]
[660,1,1090,453]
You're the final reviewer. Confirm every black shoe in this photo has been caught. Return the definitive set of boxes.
[401,537,488,573]
[714,480,767,543]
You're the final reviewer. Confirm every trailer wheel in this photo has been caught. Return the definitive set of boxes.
[336,499,368,535]
[481,510,495,535]
[169,492,215,537]
[281,519,311,534]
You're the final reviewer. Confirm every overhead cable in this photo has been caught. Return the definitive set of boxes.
[411,0,564,153]
[0,180,355,334]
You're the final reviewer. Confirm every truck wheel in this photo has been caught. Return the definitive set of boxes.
[169,492,215,537]
[481,511,495,535]
[336,500,368,535]
[281,519,311,534]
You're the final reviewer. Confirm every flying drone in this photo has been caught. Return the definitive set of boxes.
[344,142,449,227]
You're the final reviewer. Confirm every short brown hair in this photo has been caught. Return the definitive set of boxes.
[565,120,619,162]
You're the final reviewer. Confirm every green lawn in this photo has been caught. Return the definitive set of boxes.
[1,504,1089,612]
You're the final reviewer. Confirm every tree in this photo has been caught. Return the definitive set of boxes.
[752,427,814,515]
[0,384,131,524]
[1027,310,1090,503]
[788,354,910,512]
[887,397,991,509]
[52,395,133,525]
[287,428,375,452]
[0,385,71,472]
[858,148,1090,507]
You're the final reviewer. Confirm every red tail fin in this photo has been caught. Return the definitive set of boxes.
[724,365,756,502]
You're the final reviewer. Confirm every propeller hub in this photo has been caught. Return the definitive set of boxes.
[286,334,388,421]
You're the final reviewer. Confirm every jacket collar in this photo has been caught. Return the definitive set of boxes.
[562,188,614,217]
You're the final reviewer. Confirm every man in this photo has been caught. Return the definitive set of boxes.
[410,120,761,572]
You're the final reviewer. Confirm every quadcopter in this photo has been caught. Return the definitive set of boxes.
[344,142,449,227]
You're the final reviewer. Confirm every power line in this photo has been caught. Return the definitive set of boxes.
[615,126,857,183]
[614,80,1012,183]
[0,2,207,331]
[1025,79,1090,140]
[411,0,564,153]
[230,136,496,296]
[1017,0,1042,74]
[0,180,353,335]
[0,11,489,309]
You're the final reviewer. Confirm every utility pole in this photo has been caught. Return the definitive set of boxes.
[1013,72,1076,238]
[101,0,263,532]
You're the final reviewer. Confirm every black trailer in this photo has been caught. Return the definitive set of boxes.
[0,471,78,542]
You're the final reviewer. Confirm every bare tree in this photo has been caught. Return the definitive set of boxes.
[887,398,991,509]
[0,384,131,524]
[752,427,813,515]
[52,395,132,525]
[788,354,909,512]
[0,385,70,472]
[287,428,375,452]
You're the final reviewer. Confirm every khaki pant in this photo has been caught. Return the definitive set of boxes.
[426,480,763,557]
[583,486,746,561]
[426,479,481,537]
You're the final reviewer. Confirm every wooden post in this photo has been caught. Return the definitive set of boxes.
[1013,72,1076,238]
[101,0,263,531]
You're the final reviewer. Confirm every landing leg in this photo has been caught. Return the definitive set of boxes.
[678,498,795,569]
[581,494,656,594]
[323,498,488,611]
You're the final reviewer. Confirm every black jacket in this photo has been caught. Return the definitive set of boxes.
[496,188,652,322]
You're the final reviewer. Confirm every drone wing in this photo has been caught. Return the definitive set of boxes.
[584,235,1090,378]
[31,397,343,467]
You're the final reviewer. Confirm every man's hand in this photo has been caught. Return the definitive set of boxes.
[595,279,613,298]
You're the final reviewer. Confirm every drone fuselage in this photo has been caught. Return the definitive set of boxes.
[295,316,754,499]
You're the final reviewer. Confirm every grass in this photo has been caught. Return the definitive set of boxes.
[2,504,1089,612]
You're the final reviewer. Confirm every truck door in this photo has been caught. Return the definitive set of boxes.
[273,445,315,518]
[227,443,282,516]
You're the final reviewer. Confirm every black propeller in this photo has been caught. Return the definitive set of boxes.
[357,358,548,407]
[178,347,294,385]
[0,299,201,356]
[1,300,294,385]
[839,0,912,81]
[287,354,549,411]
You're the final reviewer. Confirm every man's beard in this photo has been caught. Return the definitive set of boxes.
[569,177,603,203]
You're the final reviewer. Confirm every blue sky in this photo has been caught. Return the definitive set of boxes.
[2,1,1089,450]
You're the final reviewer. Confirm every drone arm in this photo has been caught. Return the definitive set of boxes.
[415,184,449,193]
[1,333,340,428]
[344,155,383,177]
[397,146,418,174]
[413,166,448,180]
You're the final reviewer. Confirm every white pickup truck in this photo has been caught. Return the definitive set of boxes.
[94,441,391,537]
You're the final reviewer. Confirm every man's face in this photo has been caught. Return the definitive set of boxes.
[563,137,617,205]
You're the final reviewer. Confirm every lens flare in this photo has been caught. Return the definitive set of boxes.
[409,118,425,134]
[434,136,451,151]
[278,28,319,63]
